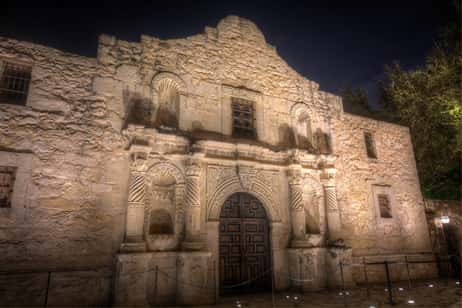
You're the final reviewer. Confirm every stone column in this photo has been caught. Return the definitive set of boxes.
[182,161,204,250]
[121,172,147,252]
[324,185,342,243]
[288,170,306,246]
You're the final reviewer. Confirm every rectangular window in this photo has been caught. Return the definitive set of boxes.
[378,194,392,218]
[364,132,377,159]
[231,98,255,139]
[0,166,16,208]
[0,61,32,106]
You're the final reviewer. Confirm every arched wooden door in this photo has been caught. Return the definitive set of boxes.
[219,193,271,294]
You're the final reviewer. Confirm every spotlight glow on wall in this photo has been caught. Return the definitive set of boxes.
[441,215,450,224]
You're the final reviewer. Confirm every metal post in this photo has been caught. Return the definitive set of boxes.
[271,266,276,308]
[384,261,394,305]
[298,256,303,294]
[405,256,412,289]
[339,261,347,308]
[213,260,218,305]
[153,266,158,306]
[43,271,51,307]
[363,257,370,299]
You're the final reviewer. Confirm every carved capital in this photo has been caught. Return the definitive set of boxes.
[287,167,303,186]
[186,160,202,178]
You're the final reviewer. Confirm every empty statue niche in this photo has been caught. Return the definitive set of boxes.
[149,172,176,235]
[290,103,315,151]
[303,185,321,234]
[149,209,174,234]
[294,110,313,150]
[154,78,180,129]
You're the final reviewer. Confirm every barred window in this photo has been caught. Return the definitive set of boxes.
[232,98,255,139]
[0,61,31,105]
[378,194,392,218]
[0,166,16,208]
[364,132,377,159]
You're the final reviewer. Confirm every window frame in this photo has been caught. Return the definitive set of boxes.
[364,131,378,159]
[0,59,32,106]
[231,97,256,139]
[377,193,392,218]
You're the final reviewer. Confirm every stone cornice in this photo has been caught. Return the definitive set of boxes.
[123,125,337,169]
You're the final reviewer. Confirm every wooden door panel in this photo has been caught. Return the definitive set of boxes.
[219,193,271,294]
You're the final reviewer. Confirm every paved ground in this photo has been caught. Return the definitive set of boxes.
[204,279,462,308]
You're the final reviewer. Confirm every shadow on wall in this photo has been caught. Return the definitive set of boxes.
[277,124,331,154]
[122,89,178,130]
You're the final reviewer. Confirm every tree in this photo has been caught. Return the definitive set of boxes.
[340,86,373,117]
[378,8,461,200]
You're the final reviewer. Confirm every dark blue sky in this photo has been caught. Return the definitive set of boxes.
[1,0,456,106]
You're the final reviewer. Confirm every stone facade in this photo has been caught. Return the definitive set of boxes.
[0,16,436,306]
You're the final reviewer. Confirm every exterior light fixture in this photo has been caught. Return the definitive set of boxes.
[441,216,450,224]
[407,299,415,304]
[398,287,404,291]
[428,284,434,288]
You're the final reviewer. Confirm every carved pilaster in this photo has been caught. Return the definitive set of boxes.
[288,169,306,245]
[323,185,343,244]
[121,172,147,252]
[183,160,204,250]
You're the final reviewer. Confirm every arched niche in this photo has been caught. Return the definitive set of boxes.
[290,103,313,150]
[145,161,185,251]
[149,209,174,235]
[151,72,186,129]
[302,176,326,236]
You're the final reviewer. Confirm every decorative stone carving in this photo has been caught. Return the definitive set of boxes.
[123,173,147,252]
[183,160,204,250]
[127,173,145,203]
[323,185,343,244]
[290,103,313,150]
[288,169,305,244]
[185,162,201,208]
[144,160,185,251]
[324,186,338,212]
[206,165,280,221]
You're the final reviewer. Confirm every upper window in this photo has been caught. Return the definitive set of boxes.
[0,61,31,106]
[377,194,392,218]
[0,166,16,208]
[232,98,255,139]
[364,132,377,159]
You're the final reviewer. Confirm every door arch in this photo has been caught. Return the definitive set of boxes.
[219,192,271,294]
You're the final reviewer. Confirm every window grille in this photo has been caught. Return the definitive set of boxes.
[0,61,31,105]
[364,132,377,158]
[378,194,392,218]
[0,166,16,208]
[231,98,255,139]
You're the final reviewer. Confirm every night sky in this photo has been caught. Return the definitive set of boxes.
[1,0,456,106]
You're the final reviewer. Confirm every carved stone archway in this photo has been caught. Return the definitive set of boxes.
[207,177,279,222]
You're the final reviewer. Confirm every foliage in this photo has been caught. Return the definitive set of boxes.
[378,13,461,200]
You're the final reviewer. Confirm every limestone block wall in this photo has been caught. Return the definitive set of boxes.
[331,113,432,256]
[0,37,128,305]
